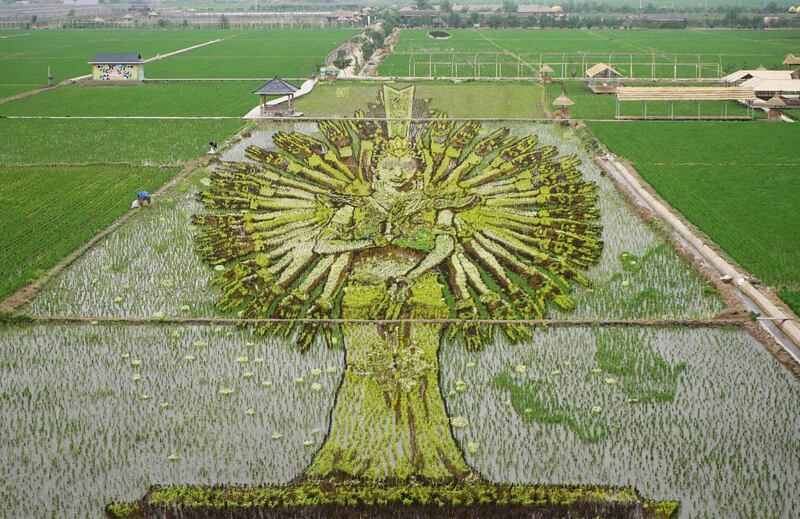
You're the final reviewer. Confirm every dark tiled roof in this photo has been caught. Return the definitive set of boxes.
[254,77,299,95]
[89,53,143,64]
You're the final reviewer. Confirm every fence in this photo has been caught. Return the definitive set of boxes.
[396,52,732,80]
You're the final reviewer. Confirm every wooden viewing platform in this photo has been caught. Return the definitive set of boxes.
[615,86,756,119]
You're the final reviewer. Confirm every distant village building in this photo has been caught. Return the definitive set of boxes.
[88,53,144,81]
[397,5,440,24]
[324,9,367,25]
[586,63,622,94]
[515,5,565,19]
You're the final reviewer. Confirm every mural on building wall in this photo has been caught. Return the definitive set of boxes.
[96,64,136,81]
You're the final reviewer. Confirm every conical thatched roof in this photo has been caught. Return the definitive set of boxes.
[765,95,786,107]
[552,94,574,107]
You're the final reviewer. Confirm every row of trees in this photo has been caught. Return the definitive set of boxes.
[422,0,792,15]
[388,3,798,29]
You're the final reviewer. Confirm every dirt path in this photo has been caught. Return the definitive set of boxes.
[32,316,746,327]
[0,159,204,312]
[598,154,800,365]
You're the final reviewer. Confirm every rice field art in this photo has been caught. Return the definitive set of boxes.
[106,85,671,516]
[7,84,800,518]
[192,84,606,480]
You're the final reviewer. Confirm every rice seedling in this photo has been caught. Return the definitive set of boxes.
[441,325,800,517]
[30,122,721,321]
[0,323,342,518]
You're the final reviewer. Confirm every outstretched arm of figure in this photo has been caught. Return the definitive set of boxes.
[313,205,383,254]
[403,210,455,280]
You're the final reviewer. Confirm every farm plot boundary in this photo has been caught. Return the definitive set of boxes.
[0,121,253,310]
[589,150,800,371]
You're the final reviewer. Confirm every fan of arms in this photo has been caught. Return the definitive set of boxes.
[193,85,603,351]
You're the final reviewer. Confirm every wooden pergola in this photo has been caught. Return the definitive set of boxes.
[615,86,756,120]
[586,63,622,94]
[254,77,299,116]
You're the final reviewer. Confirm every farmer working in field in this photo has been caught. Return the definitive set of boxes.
[131,191,152,209]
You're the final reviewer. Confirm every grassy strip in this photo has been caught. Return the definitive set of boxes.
[0,165,179,300]
[0,82,261,117]
[106,483,678,518]
[0,118,243,165]
[588,121,800,295]
[294,81,545,118]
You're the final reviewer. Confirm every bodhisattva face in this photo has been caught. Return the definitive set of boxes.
[374,154,419,193]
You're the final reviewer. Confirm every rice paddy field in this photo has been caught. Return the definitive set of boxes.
[0,165,179,301]
[2,118,798,518]
[2,26,800,519]
[0,28,357,99]
[0,82,261,117]
[0,29,227,98]
[379,28,800,78]
[588,122,800,311]
[293,81,546,118]
[144,29,359,79]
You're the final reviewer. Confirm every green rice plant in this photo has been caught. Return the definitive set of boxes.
[588,121,800,302]
[0,165,179,301]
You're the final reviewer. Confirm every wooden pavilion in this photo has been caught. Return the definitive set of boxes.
[254,78,299,116]
[539,64,554,83]
[586,63,622,94]
[552,93,574,119]
[756,96,788,121]
[614,86,756,120]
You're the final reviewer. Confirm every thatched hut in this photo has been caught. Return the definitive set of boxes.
[552,93,574,119]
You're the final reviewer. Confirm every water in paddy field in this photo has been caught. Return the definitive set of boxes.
[441,326,800,518]
[0,323,798,517]
[0,324,343,518]
[28,122,721,321]
[10,117,797,518]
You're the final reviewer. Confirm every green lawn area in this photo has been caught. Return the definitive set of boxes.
[0,118,243,165]
[0,165,179,300]
[588,121,800,312]
[382,29,800,78]
[0,82,260,117]
[295,81,545,118]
